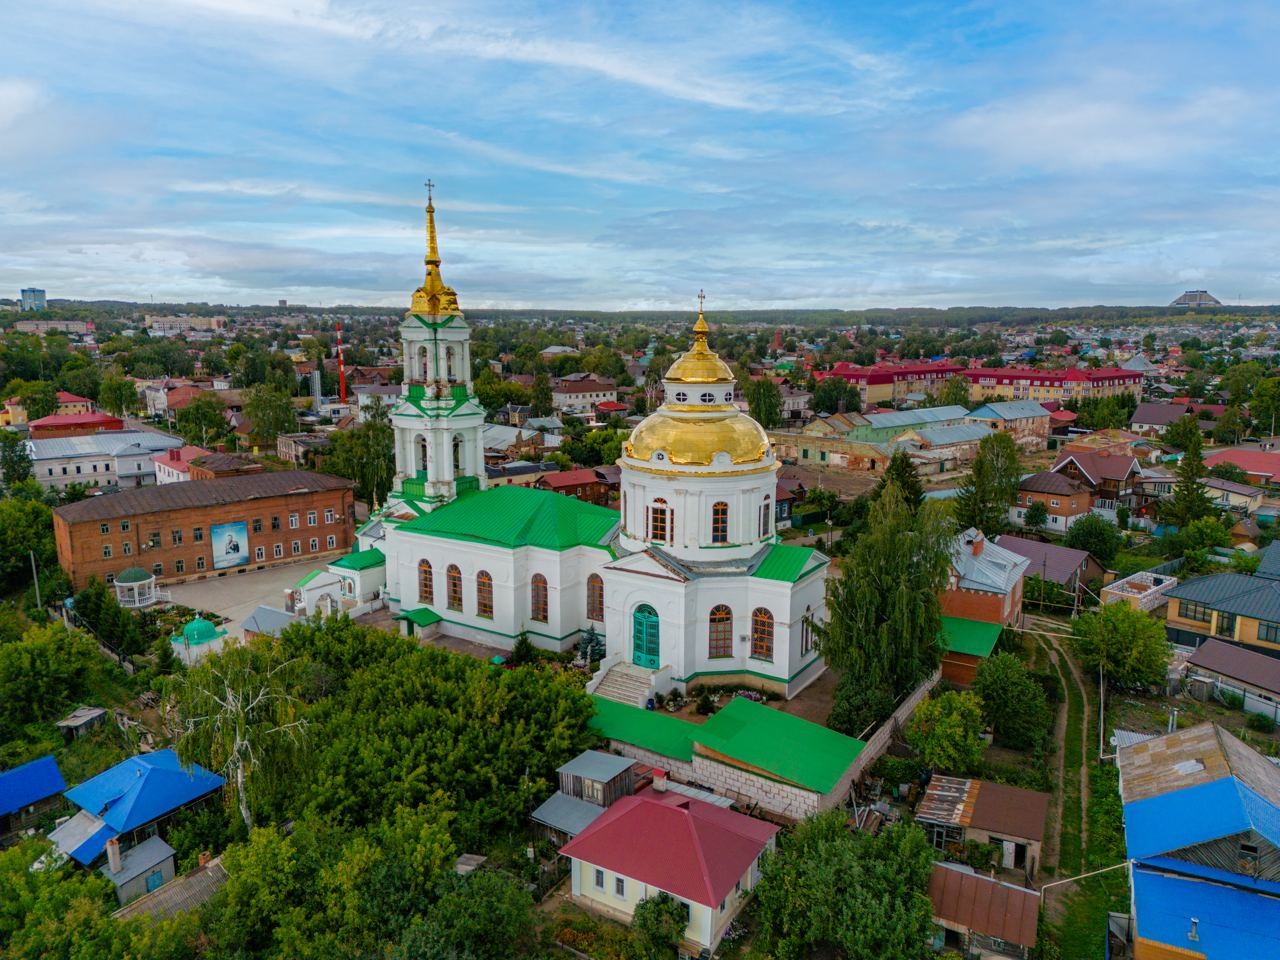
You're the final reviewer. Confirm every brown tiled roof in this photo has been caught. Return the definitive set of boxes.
[1052,451,1139,484]
[928,863,1039,949]
[970,781,1050,842]
[55,471,351,523]
[1018,471,1089,496]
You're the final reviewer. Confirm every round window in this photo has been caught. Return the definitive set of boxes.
[674,391,688,403]
[724,392,733,402]
[701,392,716,404]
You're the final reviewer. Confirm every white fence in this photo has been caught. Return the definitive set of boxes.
[848,668,942,780]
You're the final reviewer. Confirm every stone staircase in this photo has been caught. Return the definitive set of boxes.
[593,663,652,707]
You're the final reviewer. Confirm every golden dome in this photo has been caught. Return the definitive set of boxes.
[664,313,734,384]
[624,409,769,466]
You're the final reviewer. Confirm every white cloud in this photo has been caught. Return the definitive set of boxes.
[168,179,522,212]
[0,78,44,130]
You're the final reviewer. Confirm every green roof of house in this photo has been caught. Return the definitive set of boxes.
[589,694,864,793]
[396,606,443,627]
[751,544,827,583]
[940,616,1001,658]
[400,485,618,552]
[330,547,385,572]
[589,696,695,761]
[694,696,864,793]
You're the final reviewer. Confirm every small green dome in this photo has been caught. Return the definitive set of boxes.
[115,567,152,584]
[182,617,218,644]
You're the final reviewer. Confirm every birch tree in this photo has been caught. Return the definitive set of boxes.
[172,644,307,830]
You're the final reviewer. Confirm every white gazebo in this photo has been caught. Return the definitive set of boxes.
[113,567,168,608]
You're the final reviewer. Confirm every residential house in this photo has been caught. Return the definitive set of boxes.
[774,483,795,529]
[939,616,1002,687]
[1203,449,1280,487]
[47,749,224,867]
[960,367,1142,404]
[552,379,617,415]
[942,529,1029,627]
[1202,477,1264,516]
[1163,542,1280,655]
[800,411,869,435]
[928,862,1039,959]
[1,756,66,847]
[1117,723,1280,959]
[539,344,579,362]
[1050,450,1141,517]
[995,536,1104,604]
[100,835,177,906]
[111,852,228,925]
[588,695,866,821]
[1010,472,1094,531]
[276,432,330,465]
[152,445,212,484]
[560,787,779,956]
[531,749,636,842]
[536,467,612,506]
[484,460,563,489]
[963,400,1051,450]
[28,411,124,440]
[1185,639,1280,723]
[816,360,965,406]
[481,423,563,461]
[915,775,1050,879]
[1130,401,1191,436]
[1133,466,1176,520]
[779,384,811,423]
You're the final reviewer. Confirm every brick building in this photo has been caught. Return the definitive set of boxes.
[942,529,1028,627]
[28,411,124,440]
[960,367,1142,404]
[535,467,612,506]
[963,399,1051,450]
[816,360,965,406]
[53,471,355,590]
[1009,471,1095,531]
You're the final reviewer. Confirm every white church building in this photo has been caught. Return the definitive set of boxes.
[297,195,829,702]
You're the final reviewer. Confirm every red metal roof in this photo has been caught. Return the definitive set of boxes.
[56,390,91,404]
[559,788,778,906]
[28,412,122,428]
[960,367,1139,385]
[152,445,213,473]
[928,863,1039,949]
[541,468,601,489]
[1204,450,1280,482]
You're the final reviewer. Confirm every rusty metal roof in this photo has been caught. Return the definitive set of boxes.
[929,863,1039,949]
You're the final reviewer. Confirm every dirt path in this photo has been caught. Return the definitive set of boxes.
[1038,636,1069,874]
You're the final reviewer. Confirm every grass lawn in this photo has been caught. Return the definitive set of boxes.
[1055,649,1085,876]
[781,521,836,540]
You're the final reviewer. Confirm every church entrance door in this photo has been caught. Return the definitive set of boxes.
[631,604,660,669]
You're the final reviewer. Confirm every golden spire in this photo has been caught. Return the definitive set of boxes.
[410,179,460,315]
[693,289,708,337]
[662,289,734,384]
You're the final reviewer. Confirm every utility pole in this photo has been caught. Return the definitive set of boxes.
[29,550,42,608]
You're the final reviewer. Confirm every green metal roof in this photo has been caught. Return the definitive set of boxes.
[294,569,323,589]
[589,696,695,761]
[115,567,152,584]
[397,606,443,627]
[330,547,385,572]
[589,694,865,793]
[400,485,618,551]
[695,696,864,793]
[751,544,826,583]
[939,616,1001,658]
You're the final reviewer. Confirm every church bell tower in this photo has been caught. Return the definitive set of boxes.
[387,184,487,510]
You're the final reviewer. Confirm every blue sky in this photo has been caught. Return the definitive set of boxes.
[1,0,1277,309]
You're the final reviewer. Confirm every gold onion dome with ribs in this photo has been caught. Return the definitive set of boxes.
[623,308,770,469]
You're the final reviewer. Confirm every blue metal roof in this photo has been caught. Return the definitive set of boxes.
[966,399,1050,421]
[1132,866,1280,957]
[0,756,66,816]
[64,749,223,861]
[1123,778,1251,860]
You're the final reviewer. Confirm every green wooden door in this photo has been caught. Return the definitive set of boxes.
[631,605,660,669]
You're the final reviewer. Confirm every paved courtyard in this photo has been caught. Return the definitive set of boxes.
[166,559,318,640]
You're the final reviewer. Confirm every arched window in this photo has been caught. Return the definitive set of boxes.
[418,559,433,604]
[801,605,813,656]
[476,570,493,619]
[711,501,729,544]
[531,574,548,622]
[751,608,774,661]
[452,434,464,475]
[587,574,604,622]
[648,498,669,543]
[759,496,772,538]
[708,605,733,658]
[446,564,462,611]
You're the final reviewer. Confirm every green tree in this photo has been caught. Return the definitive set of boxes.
[244,384,298,445]
[872,448,924,511]
[905,690,986,774]
[1222,360,1263,405]
[1023,499,1049,532]
[744,378,783,429]
[1207,461,1248,483]
[812,376,851,416]
[1163,429,1215,530]
[1070,603,1170,688]
[10,380,57,420]
[531,372,554,417]
[955,432,1021,535]
[0,429,32,486]
[325,400,395,504]
[1163,414,1202,452]
[755,813,933,960]
[0,623,98,726]
[816,484,954,698]
[175,392,226,446]
[396,870,537,960]
[1250,378,1280,437]
[973,653,1052,750]
[171,642,308,830]
[1064,513,1123,566]
[936,375,971,407]
[97,375,136,416]
[1212,406,1245,445]
[0,496,55,595]
[57,355,100,401]
[630,892,688,960]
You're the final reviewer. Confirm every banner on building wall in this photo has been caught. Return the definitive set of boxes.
[210,521,249,570]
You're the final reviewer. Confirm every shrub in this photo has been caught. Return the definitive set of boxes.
[1247,712,1276,733]
[510,632,535,666]
[828,674,895,737]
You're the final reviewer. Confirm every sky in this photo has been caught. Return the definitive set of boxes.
[1,0,1278,310]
